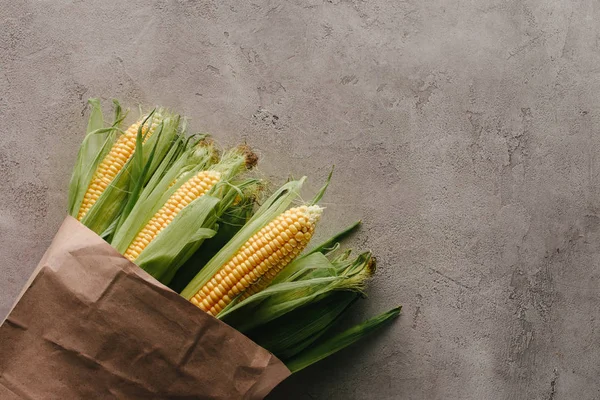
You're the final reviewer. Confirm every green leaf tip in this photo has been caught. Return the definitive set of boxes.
[285,306,401,373]
[310,165,334,205]
[302,219,361,258]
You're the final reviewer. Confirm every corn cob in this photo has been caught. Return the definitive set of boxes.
[77,115,162,220]
[123,170,221,261]
[190,205,323,316]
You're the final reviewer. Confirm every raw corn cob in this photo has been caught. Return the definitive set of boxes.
[77,114,162,220]
[123,170,221,261]
[190,205,323,316]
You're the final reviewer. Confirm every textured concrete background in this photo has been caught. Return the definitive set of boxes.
[1,1,599,399]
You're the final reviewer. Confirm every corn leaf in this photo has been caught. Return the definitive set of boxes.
[248,291,358,359]
[154,181,253,284]
[301,220,361,260]
[310,166,334,205]
[79,166,130,235]
[135,135,205,207]
[112,147,251,284]
[69,98,104,212]
[285,306,401,373]
[219,275,340,331]
[85,98,105,148]
[99,217,120,240]
[273,251,338,285]
[115,112,158,229]
[144,114,181,182]
[111,99,122,124]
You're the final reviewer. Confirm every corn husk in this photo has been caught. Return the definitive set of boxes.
[248,291,359,360]
[219,250,375,331]
[110,138,218,253]
[285,306,401,373]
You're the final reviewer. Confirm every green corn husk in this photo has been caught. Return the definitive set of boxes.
[69,100,183,238]
[247,291,359,360]
[111,144,259,284]
[169,195,256,293]
[285,306,401,373]
[180,171,333,303]
[299,220,361,261]
[219,250,376,331]
[216,220,372,328]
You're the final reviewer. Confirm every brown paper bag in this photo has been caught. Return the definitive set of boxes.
[0,217,290,399]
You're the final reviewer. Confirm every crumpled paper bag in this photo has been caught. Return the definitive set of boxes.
[0,217,290,399]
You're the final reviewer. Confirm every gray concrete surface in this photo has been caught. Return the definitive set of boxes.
[1,1,599,399]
